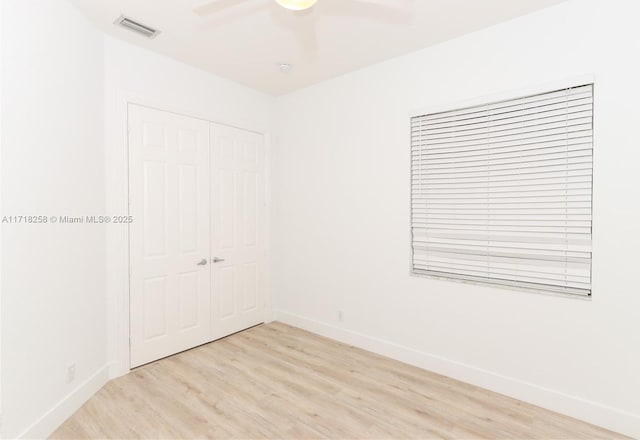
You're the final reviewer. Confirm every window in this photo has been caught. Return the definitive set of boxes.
[410,84,593,296]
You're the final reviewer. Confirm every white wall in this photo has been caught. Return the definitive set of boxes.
[272,0,640,437]
[0,0,3,426]
[103,36,274,376]
[0,1,107,438]
[0,3,275,437]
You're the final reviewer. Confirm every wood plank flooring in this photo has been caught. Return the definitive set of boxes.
[52,322,624,439]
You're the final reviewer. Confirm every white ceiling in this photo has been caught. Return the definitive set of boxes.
[71,0,565,95]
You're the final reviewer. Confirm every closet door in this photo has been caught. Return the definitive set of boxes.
[210,124,266,339]
[129,105,211,368]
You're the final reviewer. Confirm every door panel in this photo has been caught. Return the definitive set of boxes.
[178,164,199,253]
[178,272,199,329]
[243,171,258,247]
[242,263,258,311]
[143,276,168,340]
[218,267,236,318]
[143,161,167,258]
[218,168,236,250]
[129,105,211,368]
[211,124,265,338]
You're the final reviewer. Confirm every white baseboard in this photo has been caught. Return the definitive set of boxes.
[274,309,640,439]
[266,308,279,323]
[108,359,129,380]
[17,363,112,439]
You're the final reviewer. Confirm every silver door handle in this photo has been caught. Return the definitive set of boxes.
[197,258,208,266]
[212,257,225,263]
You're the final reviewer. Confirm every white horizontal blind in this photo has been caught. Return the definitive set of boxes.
[411,84,593,296]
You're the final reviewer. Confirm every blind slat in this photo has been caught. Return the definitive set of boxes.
[413,269,591,295]
[422,94,592,126]
[417,107,592,137]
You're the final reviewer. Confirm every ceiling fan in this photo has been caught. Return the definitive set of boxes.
[193,0,412,17]
[273,0,318,10]
[193,0,413,59]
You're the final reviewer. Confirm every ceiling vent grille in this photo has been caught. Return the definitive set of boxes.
[114,15,160,39]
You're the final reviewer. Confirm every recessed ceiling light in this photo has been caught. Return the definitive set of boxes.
[278,63,293,72]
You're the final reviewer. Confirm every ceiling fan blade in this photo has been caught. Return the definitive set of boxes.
[293,9,318,58]
[268,5,318,58]
[198,1,272,31]
[346,0,415,6]
[193,0,253,17]
[323,0,413,23]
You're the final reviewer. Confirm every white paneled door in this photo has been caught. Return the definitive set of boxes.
[128,105,211,368]
[210,124,266,338]
[128,105,265,368]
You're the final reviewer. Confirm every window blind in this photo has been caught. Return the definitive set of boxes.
[411,84,593,296]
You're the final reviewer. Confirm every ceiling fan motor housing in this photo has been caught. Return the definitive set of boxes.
[275,0,319,11]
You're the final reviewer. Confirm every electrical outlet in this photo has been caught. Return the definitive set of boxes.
[338,311,343,322]
[67,363,76,383]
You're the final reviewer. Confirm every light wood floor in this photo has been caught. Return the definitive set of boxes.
[52,322,624,439]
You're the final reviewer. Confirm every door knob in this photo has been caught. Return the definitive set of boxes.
[212,257,225,263]
[197,258,208,266]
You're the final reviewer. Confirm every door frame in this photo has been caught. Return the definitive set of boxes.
[106,93,272,377]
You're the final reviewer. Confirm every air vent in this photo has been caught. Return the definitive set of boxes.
[114,15,160,39]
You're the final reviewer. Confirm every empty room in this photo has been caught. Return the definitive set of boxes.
[1,0,639,438]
